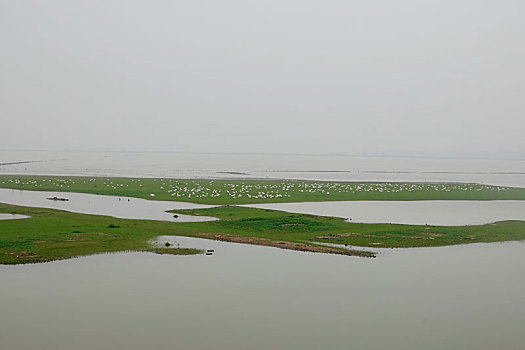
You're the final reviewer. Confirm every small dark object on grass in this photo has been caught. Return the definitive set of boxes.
[108,224,120,228]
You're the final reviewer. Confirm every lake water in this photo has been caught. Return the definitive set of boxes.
[2,189,524,226]
[0,188,216,222]
[2,150,525,349]
[2,150,525,187]
[245,200,525,226]
[1,237,524,350]
[0,214,29,220]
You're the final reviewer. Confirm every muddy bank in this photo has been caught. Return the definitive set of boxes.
[195,233,376,258]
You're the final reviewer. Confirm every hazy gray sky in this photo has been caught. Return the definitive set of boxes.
[1,0,524,158]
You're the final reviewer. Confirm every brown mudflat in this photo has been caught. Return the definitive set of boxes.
[196,233,376,258]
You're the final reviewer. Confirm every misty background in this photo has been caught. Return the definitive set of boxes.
[1,0,524,159]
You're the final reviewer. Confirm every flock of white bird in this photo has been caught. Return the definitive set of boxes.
[1,177,510,201]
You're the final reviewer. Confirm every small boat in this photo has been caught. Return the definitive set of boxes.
[205,252,213,256]
[47,196,69,201]
[206,249,214,253]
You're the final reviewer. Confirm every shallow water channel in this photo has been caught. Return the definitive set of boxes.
[0,188,216,222]
[0,213,29,220]
[1,237,525,350]
[3,188,525,226]
[245,200,525,226]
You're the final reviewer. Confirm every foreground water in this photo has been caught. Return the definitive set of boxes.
[1,237,524,350]
[2,150,525,187]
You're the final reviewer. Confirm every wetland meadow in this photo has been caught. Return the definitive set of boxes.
[2,175,525,264]
[3,0,525,346]
[2,154,525,350]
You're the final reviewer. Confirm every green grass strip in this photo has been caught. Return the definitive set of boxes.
[1,175,525,204]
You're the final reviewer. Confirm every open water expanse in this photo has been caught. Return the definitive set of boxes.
[1,150,525,349]
[1,237,525,350]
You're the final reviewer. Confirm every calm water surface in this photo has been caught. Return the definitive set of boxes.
[1,237,524,350]
[0,188,215,222]
[245,200,525,225]
[2,189,525,226]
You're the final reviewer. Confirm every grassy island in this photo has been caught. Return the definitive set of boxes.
[1,175,525,204]
[2,202,525,264]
